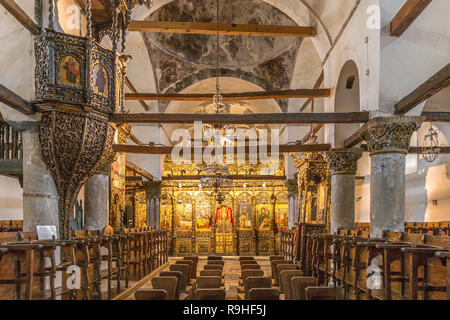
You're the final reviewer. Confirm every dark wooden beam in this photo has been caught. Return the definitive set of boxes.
[300,71,324,112]
[125,176,143,182]
[0,159,23,175]
[394,63,450,114]
[125,77,149,111]
[128,20,316,37]
[111,112,370,125]
[422,112,450,122]
[125,160,153,181]
[301,123,324,144]
[163,175,286,181]
[0,84,34,115]
[344,132,362,148]
[390,0,432,37]
[112,143,332,155]
[0,0,40,35]
[125,89,330,101]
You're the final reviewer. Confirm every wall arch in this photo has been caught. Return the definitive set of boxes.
[333,60,360,147]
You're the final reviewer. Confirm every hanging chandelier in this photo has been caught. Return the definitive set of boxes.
[200,165,233,204]
[421,123,440,163]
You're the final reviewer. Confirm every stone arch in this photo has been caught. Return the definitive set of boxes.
[334,60,360,148]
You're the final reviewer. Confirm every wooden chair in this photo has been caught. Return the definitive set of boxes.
[169,264,190,293]
[243,276,271,300]
[305,287,336,300]
[160,271,183,300]
[279,270,303,297]
[248,288,280,300]
[135,288,167,300]
[151,276,178,300]
[193,288,226,300]
[204,264,223,271]
[275,264,298,286]
[183,256,199,279]
[207,256,223,260]
[196,276,222,289]
[291,276,318,300]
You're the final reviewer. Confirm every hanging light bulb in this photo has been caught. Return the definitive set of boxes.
[262,183,266,188]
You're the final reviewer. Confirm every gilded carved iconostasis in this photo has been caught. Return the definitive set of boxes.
[160,155,290,255]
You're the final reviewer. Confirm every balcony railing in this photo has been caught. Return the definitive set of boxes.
[0,122,22,160]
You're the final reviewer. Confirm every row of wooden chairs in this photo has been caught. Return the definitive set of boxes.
[0,228,169,300]
[354,222,450,236]
[301,228,450,300]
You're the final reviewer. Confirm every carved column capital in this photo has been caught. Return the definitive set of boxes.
[286,179,298,197]
[325,149,362,175]
[144,181,162,199]
[359,116,424,155]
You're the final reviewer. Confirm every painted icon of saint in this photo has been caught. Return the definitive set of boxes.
[61,56,80,85]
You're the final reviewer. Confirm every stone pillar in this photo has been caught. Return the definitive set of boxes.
[325,149,362,234]
[145,181,162,229]
[84,173,109,230]
[22,128,59,234]
[359,116,423,238]
[287,179,298,229]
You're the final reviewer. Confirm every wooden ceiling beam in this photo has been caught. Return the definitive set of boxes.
[125,160,153,181]
[112,143,332,155]
[128,20,316,37]
[125,76,149,111]
[300,71,324,112]
[390,0,432,37]
[111,112,370,125]
[394,63,450,114]
[0,0,39,35]
[125,89,330,101]
[0,84,34,115]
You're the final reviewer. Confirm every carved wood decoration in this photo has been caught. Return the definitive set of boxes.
[293,152,330,227]
[34,28,128,238]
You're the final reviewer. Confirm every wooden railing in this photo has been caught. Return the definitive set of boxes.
[0,122,23,160]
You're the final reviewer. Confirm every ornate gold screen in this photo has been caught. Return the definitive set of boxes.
[215,214,233,254]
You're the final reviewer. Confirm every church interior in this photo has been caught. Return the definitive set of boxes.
[0,0,449,301]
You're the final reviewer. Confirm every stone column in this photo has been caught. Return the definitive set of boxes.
[144,181,162,229]
[22,128,59,234]
[287,179,298,229]
[84,173,109,230]
[325,149,362,234]
[359,116,423,238]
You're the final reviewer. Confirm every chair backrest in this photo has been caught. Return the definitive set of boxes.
[207,256,223,260]
[241,269,264,282]
[248,288,280,300]
[207,260,225,266]
[193,288,226,300]
[175,260,193,282]
[275,264,298,286]
[159,271,183,300]
[269,255,284,262]
[270,260,289,278]
[279,270,303,298]
[240,260,257,265]
[151,277,178,300]
[183,256,199,279]
[200,270,222,277]
[291,277,318,300]
[305,287,336,300]
[241,264,261,272]
[239,256,255,261]
[135,289,167,300]
[204,264,223,271]
[196,276,222,289]
[244,276,272,300]
[169,264,189,292]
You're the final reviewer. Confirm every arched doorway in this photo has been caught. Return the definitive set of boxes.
[334,60,360,147]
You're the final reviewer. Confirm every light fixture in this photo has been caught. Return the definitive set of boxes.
[262,183,266,188]
[421,123,440,163]
[178,183,182,189]
[200,165,233,204]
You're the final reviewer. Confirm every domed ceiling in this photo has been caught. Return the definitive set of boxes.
[141,0,302,112]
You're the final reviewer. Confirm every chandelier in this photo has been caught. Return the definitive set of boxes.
[200,165,233,204]
[421,123,440,163]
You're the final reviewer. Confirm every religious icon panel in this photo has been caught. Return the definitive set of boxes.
[60,56,81,86]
